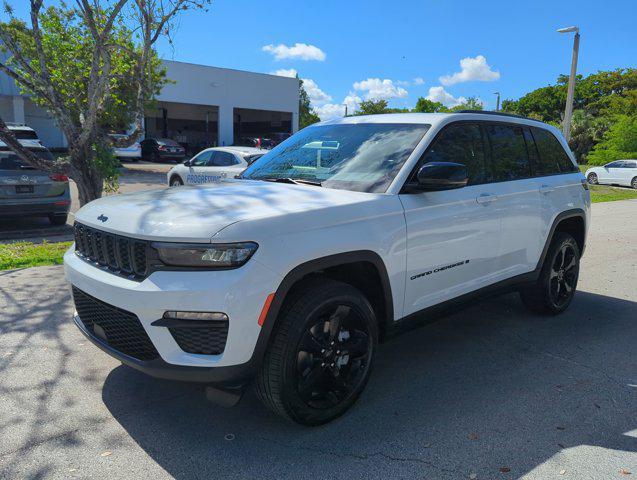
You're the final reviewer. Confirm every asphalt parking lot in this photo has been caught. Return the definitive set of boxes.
[0,161,171,240]
[1,200,636,479]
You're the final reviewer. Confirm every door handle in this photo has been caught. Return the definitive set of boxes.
[539,184,554,194]
[476,193,498,205]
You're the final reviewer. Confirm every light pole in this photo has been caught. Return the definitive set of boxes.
[493,92,501,111]
[342,104,348,117]
[558,25,580,141]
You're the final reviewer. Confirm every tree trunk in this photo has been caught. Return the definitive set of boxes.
[69,147,103,207]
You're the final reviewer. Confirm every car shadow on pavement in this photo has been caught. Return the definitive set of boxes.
[100,290,637,479]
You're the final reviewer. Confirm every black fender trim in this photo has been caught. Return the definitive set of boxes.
[251,250,394,366]
[536,208,586,270]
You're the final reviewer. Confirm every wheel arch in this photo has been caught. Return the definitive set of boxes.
[169,173,183,185]
[250,251,394,369]
[537,209,586,270]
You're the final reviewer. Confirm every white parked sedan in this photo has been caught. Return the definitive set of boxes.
[585,160,637,189]
[108,134,141,161]
[167,146,267,186]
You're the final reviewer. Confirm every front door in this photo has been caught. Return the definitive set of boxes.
[399,122,502,315]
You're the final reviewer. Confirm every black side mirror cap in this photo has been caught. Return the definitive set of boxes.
[183,159,192,167]
[412,162,469,191]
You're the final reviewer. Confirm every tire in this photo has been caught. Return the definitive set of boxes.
[631,177,637,190]
[170,176,184,187]
[587,172,598,185]
[519,232,580,315]
[49,214,68,226]
[152,152,161,163]
[255,277,378,426]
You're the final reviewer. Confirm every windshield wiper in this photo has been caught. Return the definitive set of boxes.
[262,177,322,187]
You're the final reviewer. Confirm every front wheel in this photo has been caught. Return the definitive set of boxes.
[520,232,580,315]
[587,172,598,185]
[170,176,184,187]
[255,278,378,426]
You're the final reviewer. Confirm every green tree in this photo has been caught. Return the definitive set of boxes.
[569,109,611,162]
[587,115,637,165]
[413,97,448,113]
[0,0,209,205]
[298,78,320,129]
[354,99,390,115]
[449,96,484,112]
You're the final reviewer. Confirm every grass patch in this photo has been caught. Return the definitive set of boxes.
[589,184,637,203]
[0,240,72,270]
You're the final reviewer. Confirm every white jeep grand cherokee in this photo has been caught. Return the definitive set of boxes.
[64,112,590,425]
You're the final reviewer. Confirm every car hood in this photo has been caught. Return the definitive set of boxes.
[74,180,377,242]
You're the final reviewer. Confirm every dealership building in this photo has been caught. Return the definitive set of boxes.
[0,59,300,151]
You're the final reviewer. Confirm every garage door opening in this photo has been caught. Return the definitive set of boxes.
[145,102,218,155]
[234,108,292,147]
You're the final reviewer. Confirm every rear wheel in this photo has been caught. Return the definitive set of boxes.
[520,232,580,315]
[631,176,637,189]
[49,214,68,226]
[152,152,161,163]
[255,278,377,426]
[587,172,598,185]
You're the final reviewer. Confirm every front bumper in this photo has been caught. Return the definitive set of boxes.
[64,247,282,384]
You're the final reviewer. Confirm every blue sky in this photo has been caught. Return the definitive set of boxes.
[8,0,637,118]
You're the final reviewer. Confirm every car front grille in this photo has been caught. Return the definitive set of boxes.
[169,323,229,355]
[74,222,149,280]
[72,286,159,361]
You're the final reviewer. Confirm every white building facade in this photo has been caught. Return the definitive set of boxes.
[0,59,299,151]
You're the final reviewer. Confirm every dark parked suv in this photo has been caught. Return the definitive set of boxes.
[140,138,186,162]
[0,147,71,225]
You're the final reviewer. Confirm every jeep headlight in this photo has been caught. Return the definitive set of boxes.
[153,242,258,268]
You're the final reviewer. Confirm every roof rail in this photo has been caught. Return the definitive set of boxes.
[5,122,30,127]
[454,110,544,122]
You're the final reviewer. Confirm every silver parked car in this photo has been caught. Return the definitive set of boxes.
[0,143,71,226]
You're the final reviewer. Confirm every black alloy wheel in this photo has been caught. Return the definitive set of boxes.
[255,278,378,425]
[294,303,373,411]
[548,243,579,309]
[587,172,598,185]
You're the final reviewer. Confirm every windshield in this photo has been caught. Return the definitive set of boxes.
[241,123,429,193]
[0,148,54,171]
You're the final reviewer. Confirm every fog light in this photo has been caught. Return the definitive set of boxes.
[163,311,228,321]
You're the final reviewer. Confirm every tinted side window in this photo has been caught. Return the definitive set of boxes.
[191,151,213,166]
[211,151,238,167]
[486,124,531,181]
[532,127,577,174]
[605,161,623,168]
[421,123,489,185]
[624,161,637,168]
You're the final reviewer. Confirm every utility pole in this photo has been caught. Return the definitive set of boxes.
[493,92,501,111]
[558,26,580,141]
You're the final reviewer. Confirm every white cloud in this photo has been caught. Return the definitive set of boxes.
[262,43,326,61]
[270,68,298,78]
[426,86,467,107]
[352,78,408,100]
[302,78,332,105]
[439,55,500,86]
[314,93,362,120]
[413,77,425,85]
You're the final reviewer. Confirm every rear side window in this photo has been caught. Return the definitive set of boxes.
[532,127,577,174]
[421,123,490,185]
[486,124,531,181]
[211,151,239,167]
[11,129,38,140]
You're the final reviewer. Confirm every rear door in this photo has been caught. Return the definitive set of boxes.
[483,122,543,277]
[209,151,245,179]
[0,149,64,201]
[400,122,502,313]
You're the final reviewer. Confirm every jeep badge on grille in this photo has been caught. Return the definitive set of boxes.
[97,214,108,222]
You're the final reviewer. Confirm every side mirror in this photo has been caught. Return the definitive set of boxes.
[415,162,468,191]
[183,159,192,167]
